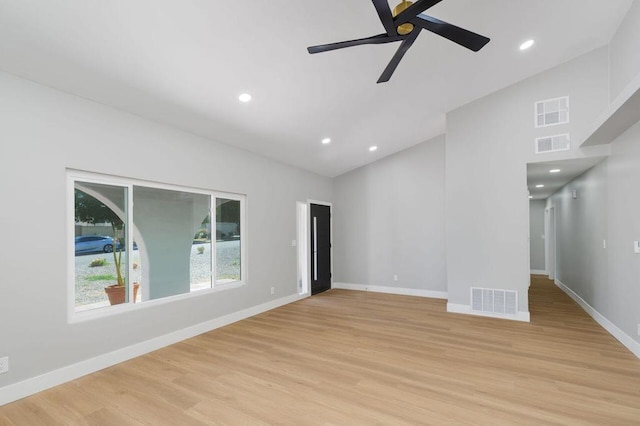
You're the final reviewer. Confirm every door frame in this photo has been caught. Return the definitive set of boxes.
[296,201,309,296]
[307,199,332,295]
[545,205,556,281]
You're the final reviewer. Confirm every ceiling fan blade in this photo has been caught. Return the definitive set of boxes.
[394,0,443,25]
[372,0,397,36]
[377,28,421,83]
[411,14,490,51]
[307,33,406,54]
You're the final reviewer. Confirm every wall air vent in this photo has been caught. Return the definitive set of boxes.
[471,287,517,316]
[535,96,569,127]
[535,133,570,154]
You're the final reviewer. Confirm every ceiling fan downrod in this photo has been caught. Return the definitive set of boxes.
[392,0,414,35]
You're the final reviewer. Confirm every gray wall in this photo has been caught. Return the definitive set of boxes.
[529,200,546,272]
[606,120,640,342]
[0,70,331,388]
[549,162,609,304]
[445,47,610,312]
[332,136,446,292]
[609,1,640,101]
[545,2,640,345]
[547,121,640,344]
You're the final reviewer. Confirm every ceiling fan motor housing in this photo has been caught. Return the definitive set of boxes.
[393,0,414,35]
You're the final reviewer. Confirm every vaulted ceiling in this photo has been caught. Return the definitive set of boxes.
[0,0,632,176]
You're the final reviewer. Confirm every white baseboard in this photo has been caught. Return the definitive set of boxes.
[447,303,531,322]
[555,279,640,359]
[333,282,448,299]
[0,293,307,406]
[530,269,547,275]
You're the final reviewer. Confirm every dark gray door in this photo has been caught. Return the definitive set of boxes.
[310,204,331,294]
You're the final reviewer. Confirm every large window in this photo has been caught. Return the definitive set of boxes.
[70,172,246,317]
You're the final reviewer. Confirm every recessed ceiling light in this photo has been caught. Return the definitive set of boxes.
[322,138,331,145]
[369,146,378,152]
[549,169,561,173]
[535,184,544,188]
[519,39,535,51]
[238,93,252,103]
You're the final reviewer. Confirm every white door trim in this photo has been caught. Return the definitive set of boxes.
[545,206,556,280]
[296,202,310,296]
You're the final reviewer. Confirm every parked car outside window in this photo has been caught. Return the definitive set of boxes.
[74,235,120,255]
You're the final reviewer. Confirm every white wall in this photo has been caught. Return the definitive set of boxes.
[332,136,446,295]
[445,47,611,314]
[0,71,331,392]
[609,1,640,102]
[529,200,546,272]
[547,121,640,347]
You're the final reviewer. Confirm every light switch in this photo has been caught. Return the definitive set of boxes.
[634,241,640,254]
[291,240,297,247]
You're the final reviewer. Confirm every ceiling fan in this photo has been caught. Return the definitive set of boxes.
[307,0,490,83]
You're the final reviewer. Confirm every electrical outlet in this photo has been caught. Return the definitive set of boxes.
[0,357,8,374]
[270,287,275,295]
[637,324,640,337]
[393,275,398,282]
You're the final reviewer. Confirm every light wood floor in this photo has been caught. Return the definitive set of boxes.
[2,276,640,425]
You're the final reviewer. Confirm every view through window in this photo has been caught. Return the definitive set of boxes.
[72,174,245,314]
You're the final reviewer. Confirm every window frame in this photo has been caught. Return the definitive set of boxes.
[67,169,247,323]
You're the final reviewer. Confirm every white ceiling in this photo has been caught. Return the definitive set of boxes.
[0,0,632,177]
[527,157,607,200]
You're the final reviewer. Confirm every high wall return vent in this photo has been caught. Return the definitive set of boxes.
[471,287,518,316]
[535,133,570,154]
[535,96,569,127]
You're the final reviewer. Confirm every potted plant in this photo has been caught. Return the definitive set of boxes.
[103,230,139,305]
[75,189,138,305]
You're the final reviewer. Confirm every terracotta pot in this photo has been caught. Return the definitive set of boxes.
[104,282,140,305]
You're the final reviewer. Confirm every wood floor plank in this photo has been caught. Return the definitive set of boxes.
[1,275,640,425]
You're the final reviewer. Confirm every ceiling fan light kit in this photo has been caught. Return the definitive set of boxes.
[307,0,490,83]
